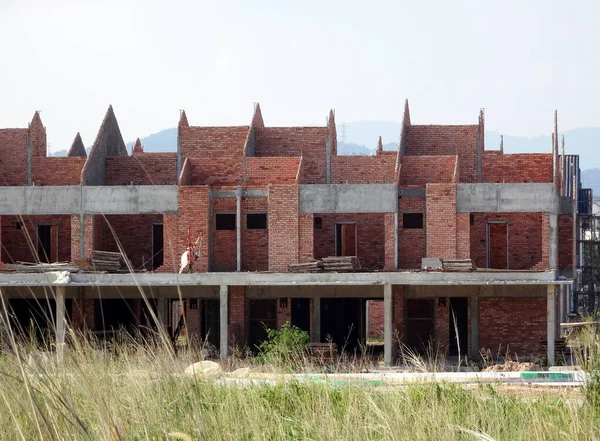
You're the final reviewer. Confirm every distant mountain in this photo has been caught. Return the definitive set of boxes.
[125,128,176,153]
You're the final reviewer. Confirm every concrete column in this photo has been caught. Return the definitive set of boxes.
[547,284,556,366]
[311,297,321,342]
[220,285,228,360]
[384,284,395,366]
[56,286,66,349]
[469,296,479,358]
[236,186,242,272]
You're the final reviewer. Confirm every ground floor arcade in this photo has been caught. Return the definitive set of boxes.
[0,271,570,365]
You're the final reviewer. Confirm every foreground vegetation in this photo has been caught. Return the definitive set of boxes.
[0,334,597,441]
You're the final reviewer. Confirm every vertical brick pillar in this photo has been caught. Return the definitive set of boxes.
[186,300,201,343]
[228,286,246,348]
[277,298,291,329]
[435,297,449,354]
[71,293,94,331]
[426,184,457,259]
[268,185,299,271]
[70,215,94,261]
[384,213,396,270]
[298,214,314,263]
[456,213,470,259]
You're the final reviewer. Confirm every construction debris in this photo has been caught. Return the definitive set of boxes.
[441,259,476,272]
[89,250,125,272]
[289,256,361,273]
[3,262,79,273]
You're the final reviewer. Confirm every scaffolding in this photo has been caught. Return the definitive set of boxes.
[575,211,600,314]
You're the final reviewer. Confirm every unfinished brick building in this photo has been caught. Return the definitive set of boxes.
[0,101,583,365]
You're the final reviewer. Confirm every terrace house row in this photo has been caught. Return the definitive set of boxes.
[0,101,584,365]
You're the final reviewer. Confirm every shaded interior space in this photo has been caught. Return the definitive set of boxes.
[7,298,72,345]
[200,299,220,349]
[291,298,310,334]
[248,299,276,351]
[321,298,366,351]
[93,299,157,337]
[404,299,434,352]
[448,297,468,356]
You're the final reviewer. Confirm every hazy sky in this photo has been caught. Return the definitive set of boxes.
[1,0,599,153]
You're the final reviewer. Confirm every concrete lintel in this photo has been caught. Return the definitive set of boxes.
[0,270,571,287]
[210,189,268,198]
[398,187,426,198]
[456,183,559,213]
[299,184,397,214]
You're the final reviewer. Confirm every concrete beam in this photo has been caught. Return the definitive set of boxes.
[0,186,178,215]
[220,285,228,360]
[456,183,559,213]
[547,285,556,366]
[469,296,479,358]
[210,189,268,198]
[383,284,395,366]
[299,184,397,214]
[0,270,570,288]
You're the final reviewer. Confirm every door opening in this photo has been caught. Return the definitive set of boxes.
[249,299,277,351]
[448,297,468,356]
[405,299,434,352]
[291,298,310,334]
[37,224,57,263]
[335,223,357,256]
[201,299,220,350]
[152,223,164,270]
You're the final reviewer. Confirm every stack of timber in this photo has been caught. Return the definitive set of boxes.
[3,262,79,273]
[89,250,124,272]
[288,261,323,273]
[288,256,362,273]
[441,259,476,272]
[321,256,361,272]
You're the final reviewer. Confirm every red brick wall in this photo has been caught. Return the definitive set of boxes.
[162,187,210,272]
[0,129,27,185]
[368,300,384,338]
[245,157,300,186]
[213,197,237,272]
[229,286,246,347]
[1,215,71,263]
[97,214,163,270]
[330,156,396,184]
[398,196,426,269]
[435,298,450,352]
[399,155,457,185]
[482,152,552,183]
[426,184,457,259]
[298,214,314,263]
[558,215,574,271]
[479,297,546,356]
[255,127,328,184]
[470,213,546,270]
[180,126,249,158]
[456,213,470,259]
[384,213,395,270]
[404,125,478,183]
[242,198,269,271]
[70,215,94,261]
[29,113,47,157]
[71,296,94,330]
[313,213,386,270]
[190,158,242,186]
[105,154,176,185]
[268,185,299,271]
[32,157,86,185]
